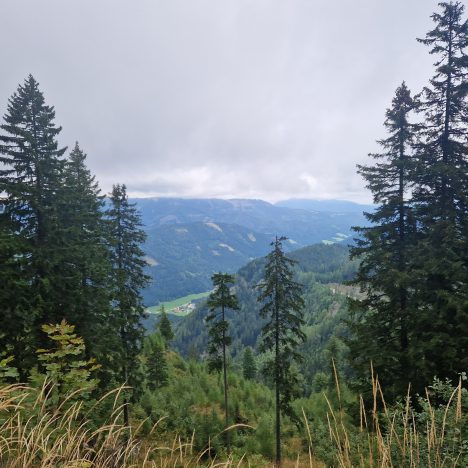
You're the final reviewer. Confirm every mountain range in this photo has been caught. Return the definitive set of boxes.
[132,197,371,305]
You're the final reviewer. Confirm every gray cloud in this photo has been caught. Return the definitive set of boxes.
[0,0,436,202]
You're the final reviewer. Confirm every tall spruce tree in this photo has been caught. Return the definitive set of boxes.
[57,143,113,367]
[107,184,150,425]
[349,83,419,400]
[411,1,468,386]
[257,236,305,467]
[0,75,67,377]
[205,272,239,453]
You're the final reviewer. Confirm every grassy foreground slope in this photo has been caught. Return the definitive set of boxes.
[1,353,465,467]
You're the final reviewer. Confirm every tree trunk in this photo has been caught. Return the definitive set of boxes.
[222,303,230,453]
[398,138,409,358]
[274,240,281,467]
[122,362,130,428]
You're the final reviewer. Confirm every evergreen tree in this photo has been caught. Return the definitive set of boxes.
[107,184,150,426]
[348,83,419,400]
[57,143,113,367]
[205,272,239,453]
[242,347,256,380]
[0,75,67,377]
[144,333,168,391]
[257,236,305,467]
[411,1,468,388]
[158,305,174,346]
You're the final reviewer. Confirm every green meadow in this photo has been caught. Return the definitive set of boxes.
[146,291,210,316]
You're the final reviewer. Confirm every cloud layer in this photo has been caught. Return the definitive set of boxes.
[0,0,435,202]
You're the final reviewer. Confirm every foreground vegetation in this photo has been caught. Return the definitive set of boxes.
[0,354,465,466]
[0,319,466,466]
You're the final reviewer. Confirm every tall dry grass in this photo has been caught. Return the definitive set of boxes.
[0,382,245,467]
[0,374,465,467]
[316,364,466,468]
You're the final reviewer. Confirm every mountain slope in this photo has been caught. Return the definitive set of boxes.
[171,243,360,387]
[133,197,368,245]
[276,198,374,213]
[141,222,274,304]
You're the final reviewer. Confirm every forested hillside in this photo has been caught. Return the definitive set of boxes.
[173,243,359,388]
[132,197,369,243]
[141,222,273,303]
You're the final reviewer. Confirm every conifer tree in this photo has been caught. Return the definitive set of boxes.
[257,236,305,467]
[145,333,169,391]
[57,143,113,366]
[158,305,174,347]
[411,1,468,387]
[0,75,67,377]
[205,272,239,453]
[107,184,150,426]
[349,83,419,400]
[242,347,256,380]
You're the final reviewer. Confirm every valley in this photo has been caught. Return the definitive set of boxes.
[134,197,371,305]
[146,291,210,316]
[170,243,359,387]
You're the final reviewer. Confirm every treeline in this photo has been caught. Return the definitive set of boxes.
[348,1,467,402]
[0,76,149,404]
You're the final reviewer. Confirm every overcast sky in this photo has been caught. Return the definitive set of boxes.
[1,0,437,203]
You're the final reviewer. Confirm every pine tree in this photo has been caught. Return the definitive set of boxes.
[158,305,174,347]
[0,75,67,377]
[57,143,113,367]
[411,1,468,387]
[242,347,256,380]
[205,272,239,453]
[257,236,305,467]
[107,184,150,426]
[348,83,419,400]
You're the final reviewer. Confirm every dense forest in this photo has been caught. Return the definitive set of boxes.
[0,2,466,467]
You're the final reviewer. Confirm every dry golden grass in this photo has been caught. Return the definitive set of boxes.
[0,372,464,467]
[0,381,279,467]
[315,363,466,468]
[0,382,228,467]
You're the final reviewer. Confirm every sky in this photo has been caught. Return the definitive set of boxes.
[0,0,438,203]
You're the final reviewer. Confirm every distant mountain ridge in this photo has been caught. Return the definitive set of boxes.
[276,198,375,213]
[131,197,370,305]
[132,197,370,245]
